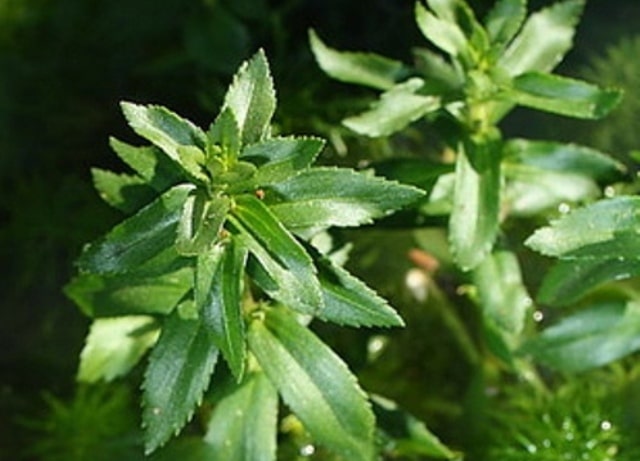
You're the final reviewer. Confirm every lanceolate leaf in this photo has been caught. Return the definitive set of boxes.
[412,48,463,94]
[143,313,219,454]
[176,190,231,256]
[507,72,622,119]
[498,0,584,76]
[484,0,526,48]
[415,1,468,59]
[204,371,278,461]
[268,167,424,236]
[248,307,375,461]
[77,184,194,274]
[223,49,276,145]
[520,301,640,372]
[78,316,159,383]
[91,168,155,213]
[208,107,241,160]
[309,29,407,91]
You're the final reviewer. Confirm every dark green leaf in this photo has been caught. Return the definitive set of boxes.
[248,307,375,461]
[412,47,463,94]
[240,136,325,185]
[77,184,193,274]
[507,72,622,119]
[91,168,156,213]
[176,190,231,256]
[142,313,219,454]
[78,316,159,382]
[484,0,526,48]
[204,371,278,461]
[372,157,453,191]
[415,1,467,58]
[207,107,241,160]
[343,78,440,137]
[519,301,640,372]
[223,49,275,145]
[309,29,407,91]
[268,167,425,237]
[498,0,584,76]
[230,195,323,314]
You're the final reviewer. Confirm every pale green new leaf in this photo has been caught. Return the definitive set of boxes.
[223,49,275,145]
[268,167,425,237]
[343,78,440,137]
[77,184,194,274]
[204,371,278,461]
[309,29,407,91]
[507,72,622,119]
[78,316,159,382]
[91,168,155,213]
[176,190,231,256]
[415,1,467,58]
[143,313,219,454]
[248,307,375,461]
[499,0,584,76]
[520,301,640,372]
[484,0,526,48]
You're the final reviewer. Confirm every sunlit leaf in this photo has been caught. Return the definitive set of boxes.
[207,107,241,160]
[91,168,155,213]
[484,0,526,48]
[415,1,468,58]
[176,190,230,256]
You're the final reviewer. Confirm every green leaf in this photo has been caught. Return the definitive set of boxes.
[309,29,407,91]
[77,184,193,274]
[230,194,323,314]
[240,136,325,185]
[525,197,640,259]
[142,313,219,454]
[415,1,467,58]
[207,107,241,160]
[519,301,640,372]
[204,371,278,461]
[484,0,526,48]
[372,157,453,191]
[412,47,463,94]
[120,102,207,166]
[176,190,231,256]
[506,72,622,119]
[78,316,159,382]
[343,78,440,137]
[498,0,584,76]
[198,239,248,380]
[223,49,276,145]
[268,167,424,237]
[449,142,501,271]
[248,307,375,461]
[537,258,640,306]
[91,168,156,213]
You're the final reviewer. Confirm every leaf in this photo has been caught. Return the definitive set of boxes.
[91,168,156,213]
[449,142,501,271]
[240,136,325,185]
[142,313,219,454]
[204,371,278,461]
[519,301,640,372]
[506,72,622,119]
[176,190,231,256]
[343,78,440,137]
[198,239,248,380]
[498,0,585,76]
[415,1,468,58]
[207,107,241,160]
[371,157,454,191]
[484,0,526,48]
[77,184,194,274]
[230,194,323,314]
[525,197,640,259]
[78,316,159,382]
[120,102,207,166]
[309,29,407,91]
[248,307,375,461]
[268,167,425,237]
[537,258,640,306]
[412,47,463,94]
[223,49,276,145]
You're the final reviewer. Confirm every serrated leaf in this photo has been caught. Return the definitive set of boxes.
[230,195,323,314]
[519,301,640,372]
[91,168,156,213]
[248,307,375,461]
[449,142,501,271]
[240,136,325,185]
[204,371,278,461]
[223,49,275,145]
[525,197,640,259]
[268,167,425,237]
[176,190,230,256]
[198,239,248,380]
[309,29,407,91]
[506,72,622,119]
[484,0,526,48]
[343,78,440,137]
[78,316,159,382]
[498,0,584,76]
[207,107,241,160]
[415,1,468,58]
[77,184,193,274]
[142,313,219,454]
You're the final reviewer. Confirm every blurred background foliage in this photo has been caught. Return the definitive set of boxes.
[2,0,640,459]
